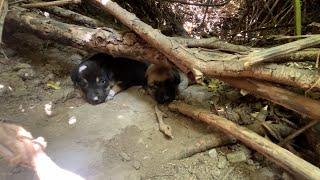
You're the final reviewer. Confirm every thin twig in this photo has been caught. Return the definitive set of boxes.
[305,77,320,96]
[279,120,318,146]
[21,0,81,8]
[316,51,320,68]
[154,105,173,139]
[160,0,230,7]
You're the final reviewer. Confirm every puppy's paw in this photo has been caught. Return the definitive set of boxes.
[138,88,148,95]
[106,90,116,101]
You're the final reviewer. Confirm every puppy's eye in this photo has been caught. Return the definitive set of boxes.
[101,80,106,84]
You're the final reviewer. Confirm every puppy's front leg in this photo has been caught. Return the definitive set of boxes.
[106,84,123,101]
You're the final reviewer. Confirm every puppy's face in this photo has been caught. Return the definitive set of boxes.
[146,65,180,104]
[71,61,112,104]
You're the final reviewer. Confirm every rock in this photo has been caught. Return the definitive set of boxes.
[13,63,31,71]
[208,149,218,159]
[179,85,213,106]
[217,156,228,169]
[132,161,141,170]
[226,151,248,163]
[247,159,255,165]
[17,68,35,80]
[120,152,131,161]
[250,167,277,180]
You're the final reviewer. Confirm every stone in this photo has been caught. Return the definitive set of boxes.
[226,151,247,163]
[13,63,31,71]
[217,156,227,169]
[132,161,141,170]
[179,85,213,106]
[17,68,35,80]
[208,149,218,159]
[120,152,131,161]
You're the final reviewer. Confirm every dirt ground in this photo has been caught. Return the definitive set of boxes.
[0,34,287,180]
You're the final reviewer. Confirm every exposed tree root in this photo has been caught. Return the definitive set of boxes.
[168,101,320,180]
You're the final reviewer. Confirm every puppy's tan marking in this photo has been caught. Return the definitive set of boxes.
[146,65,175,86]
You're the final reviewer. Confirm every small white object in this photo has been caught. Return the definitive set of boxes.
[8,86,13,91]
[93,96,98,101]
[102,0,109,5]
[106,90,115,100]
[78,65,87,73]
[240,89,249,96]
[68,116,77,125]
[44,102,53,116]
[43,12,50,18]
[0,84,4,89]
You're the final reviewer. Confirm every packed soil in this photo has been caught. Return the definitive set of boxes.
[0,34,287,180]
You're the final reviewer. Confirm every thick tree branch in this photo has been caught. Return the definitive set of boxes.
[5,8,320,89]
[89,0,320,89]
[168,102,320,180]
[241,35,320,67]
[5,8,170,66]
[219,77,320,120]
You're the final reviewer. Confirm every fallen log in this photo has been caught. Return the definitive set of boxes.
[219,77,320,120]
[89,0,320,89]
[168,101,320,179]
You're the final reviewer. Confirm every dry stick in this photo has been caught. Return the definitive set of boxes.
[168,102,320,180]
[21,0,81,8]
[241,35,320,67]
[219,77,320,120]
[171,36,251,54]
[5,9,320,89]
[42,6,104,27]
[279,120,318,147]
[171,134,236,160]
[154,105,173,139]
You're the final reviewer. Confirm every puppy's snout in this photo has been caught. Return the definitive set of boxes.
[87,90,106,105]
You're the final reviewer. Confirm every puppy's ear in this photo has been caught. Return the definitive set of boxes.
[172,70,181,85]
[70,66,80,85]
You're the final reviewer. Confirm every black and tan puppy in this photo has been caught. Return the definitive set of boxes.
[145,64,183,104]
[71,53,148,105]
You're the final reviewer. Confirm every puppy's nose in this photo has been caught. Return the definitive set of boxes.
[93,96,99,102]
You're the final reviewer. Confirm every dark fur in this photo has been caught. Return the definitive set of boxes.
[71,53,148,104]
[145,65,180,104]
